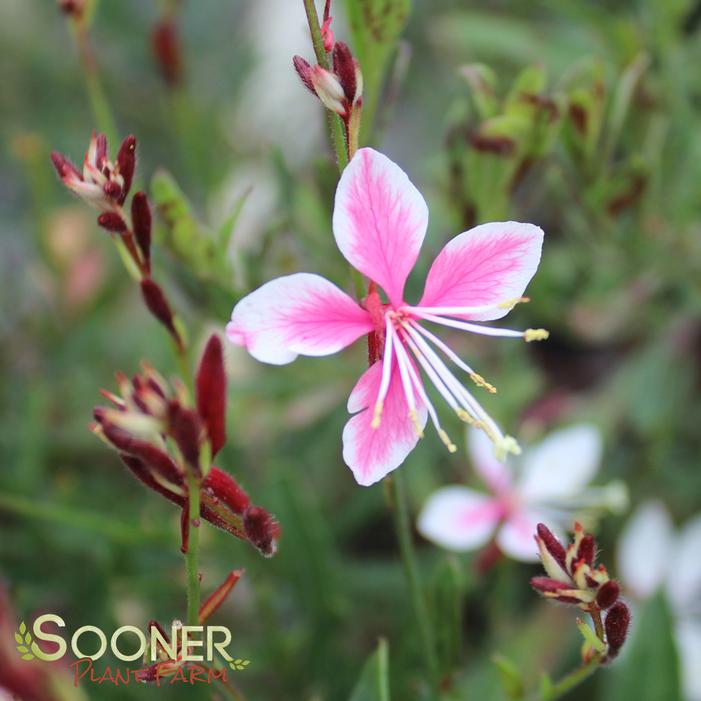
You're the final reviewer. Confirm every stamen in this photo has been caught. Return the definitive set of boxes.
[412,311,526,338]
[470,372,497,393]
[405,297,529,317]
[524,328,549,342]
[371,317,394,429]
[391,323,423,438]
[393,335,451,446]
[402,323,509,449]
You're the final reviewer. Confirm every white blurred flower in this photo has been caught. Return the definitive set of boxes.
[618,502,701,701]
[418,424,625,561]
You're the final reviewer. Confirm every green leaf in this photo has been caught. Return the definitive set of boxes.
[17,645,29,653]
[14,632,23,645]
[602,593,682,701]
[348,638,390,701]
[19,621,26,635]
[430,557,464,676]
[21,653,35,661]
[492,654,525,700]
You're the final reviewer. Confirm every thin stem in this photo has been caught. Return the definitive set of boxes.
[388,470,439,694]
[528,653,603,701]
[185,470,202,627]
[301,0,348,171]
[69,20,118,146]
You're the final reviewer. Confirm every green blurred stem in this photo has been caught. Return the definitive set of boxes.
[529,653,603,701]
[69,18,118,145]
[388,471,439,693]
[302,0,348,171]
[185,470,202,627]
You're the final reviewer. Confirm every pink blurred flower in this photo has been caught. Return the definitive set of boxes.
[227,148,547,486]
[418,425,621,561]
[618,502,701,700]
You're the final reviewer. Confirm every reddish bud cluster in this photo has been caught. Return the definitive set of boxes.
[92,336,279,557]
[532,523,630,660]
[51,132,153,276]
[57,0,86,18]
[293,42,362,121]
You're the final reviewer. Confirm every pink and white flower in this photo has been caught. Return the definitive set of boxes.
[617,502,701,701]
[226,148,547,486]
[418,424,624,561]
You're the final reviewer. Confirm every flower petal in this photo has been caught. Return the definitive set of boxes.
[342,360,426,486]
[617,500,674,600]
[417,486,500,551]
[518,424,602,501]
[467,426,513,494]
[497,507,550,562]
[333,148,429,307]
[675,621,701,701]
[419,221,543,320]
[227,273,372,365]
[668,514,701,614]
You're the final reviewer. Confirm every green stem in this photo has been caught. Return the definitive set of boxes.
[302,0,348,171]
[388,471,439,693]
[70,20,118,145]
[185,470,202,627]
[530,654,603,701]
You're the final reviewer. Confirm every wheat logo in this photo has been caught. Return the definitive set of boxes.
[14,621,36,661]
[229,659,250,671]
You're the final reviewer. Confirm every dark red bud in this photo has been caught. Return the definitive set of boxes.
[167,402,204,474]
[131,192,152,271]
[202,467,250,514]
[196,335,227,457]
[198,570,243,624]
[577,534,596,566]
[58,0,85,17]
[468,132,515,155]
[99,420,183,485]
[293,56,316,94]
[140,279,181,347]
[97,211,127,233]
[50,151,81,181]
[332,42,356,103]
[116,135,136,203]
[537,523,568,571]
[151,19,182,87]
[604,601,631,659]
[244,506,277,556]
[569,103,587,135]
[596,580,621,610]
[119,454,184,506]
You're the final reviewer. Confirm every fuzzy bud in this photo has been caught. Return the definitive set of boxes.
[167,402,204,474]
[536,523,569,582]
[116,135,136,204]
[310,66,347,116]
[97,211,127,233]
[596,580,621,610]
[244,506,277,557]
[604,601,631,659]
[152,19,183,87]
[202,467,250,514]
[196,335,227,457]
[292,56,315,94]
[140,279,181,348]
[332,42,361,105]
[131,192,152,270]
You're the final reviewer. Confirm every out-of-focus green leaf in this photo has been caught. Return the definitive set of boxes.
[459,63,499,120]
[349,638,390,701]
[345,0,412,142]
[430,556,464,677]
[602,593,682,701]
[492,653,525,700]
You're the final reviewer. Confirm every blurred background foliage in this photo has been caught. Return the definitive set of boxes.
[1,0,700,699]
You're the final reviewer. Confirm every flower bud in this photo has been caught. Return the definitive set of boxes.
[167,402,204,474]
[116,135,136,204]
[604,601,631,659]
[596,580,620,610]
[332,42,360,105]
[196,335,227,457]
[97,211,127,233]
[535,523,569,582]
[152,19,182,88]
[244,506,278,557]
[140,279,182,348]
[310,66,347,116]
[131,192,152,271]
[293,56,316,94]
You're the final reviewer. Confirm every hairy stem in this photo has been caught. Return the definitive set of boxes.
[388,470,439,694]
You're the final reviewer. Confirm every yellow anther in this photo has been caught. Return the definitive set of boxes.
[524,328,549,342]
[438,429,458,453]
[494,435,521,460]
[470,372,497,393]
[456,408,475,424]
[409,409,424,438]
[498,296,530,309]
[371,401,384,429]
